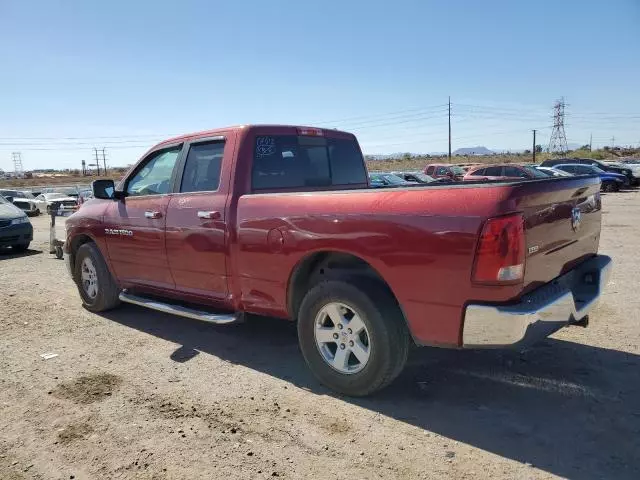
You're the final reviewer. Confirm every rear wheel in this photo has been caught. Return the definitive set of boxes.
[74,242,121,312]
[602,181,616,192]
[297,279,410,396]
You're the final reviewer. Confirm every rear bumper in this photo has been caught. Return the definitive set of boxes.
[462,255,612,348]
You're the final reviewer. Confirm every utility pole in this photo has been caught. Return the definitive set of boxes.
[589,133,593,152]
[448,96,452,163]
[611,136,615,150]
[101,148,107,175]
[532,129,537,163]
[81,160,86,176]
[93,147,101,176]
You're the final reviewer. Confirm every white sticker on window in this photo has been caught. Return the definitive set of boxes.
[256,137,276,157]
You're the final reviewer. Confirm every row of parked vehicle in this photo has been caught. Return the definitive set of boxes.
[369,158,640,193]
[0,186,94,217]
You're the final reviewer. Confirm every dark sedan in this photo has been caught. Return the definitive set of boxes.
[0,195,33,251]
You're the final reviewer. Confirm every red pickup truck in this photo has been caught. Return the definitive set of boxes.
[65,125,612,396]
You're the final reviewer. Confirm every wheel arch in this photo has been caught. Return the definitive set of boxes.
[286,250,410,336]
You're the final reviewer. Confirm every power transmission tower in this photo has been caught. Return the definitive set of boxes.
[548,98,568,155]
[448,96,452,163]
[11,152,24,173]
[610,136,615,149]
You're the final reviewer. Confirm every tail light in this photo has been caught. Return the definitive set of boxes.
[472,213,525,284]
[297,127,323,136]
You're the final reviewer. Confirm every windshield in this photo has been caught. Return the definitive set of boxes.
[450,166,466,175]
[523,166,550,178]
[380,173,408,185]
[0,195,8,204]
[414,173,435,182]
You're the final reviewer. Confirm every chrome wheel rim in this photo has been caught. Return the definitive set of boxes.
[80,257,98,299]
[314,302,371,374]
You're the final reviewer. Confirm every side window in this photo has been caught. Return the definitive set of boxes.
[471,168,486,176]
[561,165,575,173]
[426,166,435,175]
[436,167,448,175]
[180,141,225,193]
[484,166,503,176]
[126,147,181,197]
[504,166,528,178]
[575,166,590,174]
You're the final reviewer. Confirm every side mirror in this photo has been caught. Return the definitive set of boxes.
[92,179,116,200]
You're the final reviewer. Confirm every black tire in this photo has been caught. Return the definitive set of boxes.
[602,181,616,193]
[297,279,410,397]
[74,242,121,312]
[12,243,29,252]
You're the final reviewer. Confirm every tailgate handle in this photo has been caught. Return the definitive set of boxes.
[198,211,221,220]
[144,210,162,219]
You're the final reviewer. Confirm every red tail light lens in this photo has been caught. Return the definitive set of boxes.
[472,213,525,284]
[297,127,323,136]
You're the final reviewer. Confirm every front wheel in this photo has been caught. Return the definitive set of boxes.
[12,243,30,252]
[74,242,121,312]
[297,279,410,396]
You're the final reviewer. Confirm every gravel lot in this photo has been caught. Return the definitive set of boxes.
[1,193,639,480]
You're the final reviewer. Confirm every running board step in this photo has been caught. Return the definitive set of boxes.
[119,292,240,325]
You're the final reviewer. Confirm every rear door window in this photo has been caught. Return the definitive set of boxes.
[252,135,367,190]
[484,166,503,176]
[503,166,528,178]
[180,141,225,193]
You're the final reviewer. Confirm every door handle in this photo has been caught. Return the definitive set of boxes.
[144,210,162,219]
[197,211,221,220]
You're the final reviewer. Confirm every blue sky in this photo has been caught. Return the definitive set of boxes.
[0,0,639,170]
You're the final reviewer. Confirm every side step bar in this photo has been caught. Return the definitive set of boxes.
[119,292,240,325]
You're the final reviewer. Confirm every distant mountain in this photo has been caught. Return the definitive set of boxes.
[453,146,494,155]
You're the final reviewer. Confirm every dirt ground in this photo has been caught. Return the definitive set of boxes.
[1,193,639,480]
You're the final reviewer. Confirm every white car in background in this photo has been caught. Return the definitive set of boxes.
[0,189,41,216]
[33,192,78,214]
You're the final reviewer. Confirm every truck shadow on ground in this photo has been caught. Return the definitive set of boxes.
[103,306,640,480]
[0,248,42,260]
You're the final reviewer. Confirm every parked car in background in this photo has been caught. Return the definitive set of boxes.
[535,166,573,177]
[392,171,448,184]
[424,164,466,181]
[368,172,418,187]
[463,164,549,182]
[0,194,33,251]
[553,164,626,192]
[541,158,635,185]
[33,192,78,214]
[0,189,40,216]
[603,161,640,183]
[64,124,610,396]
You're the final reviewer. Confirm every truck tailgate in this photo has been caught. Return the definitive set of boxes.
[510,176,602,293]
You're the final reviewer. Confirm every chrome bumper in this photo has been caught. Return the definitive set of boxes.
[462,255,612,348]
